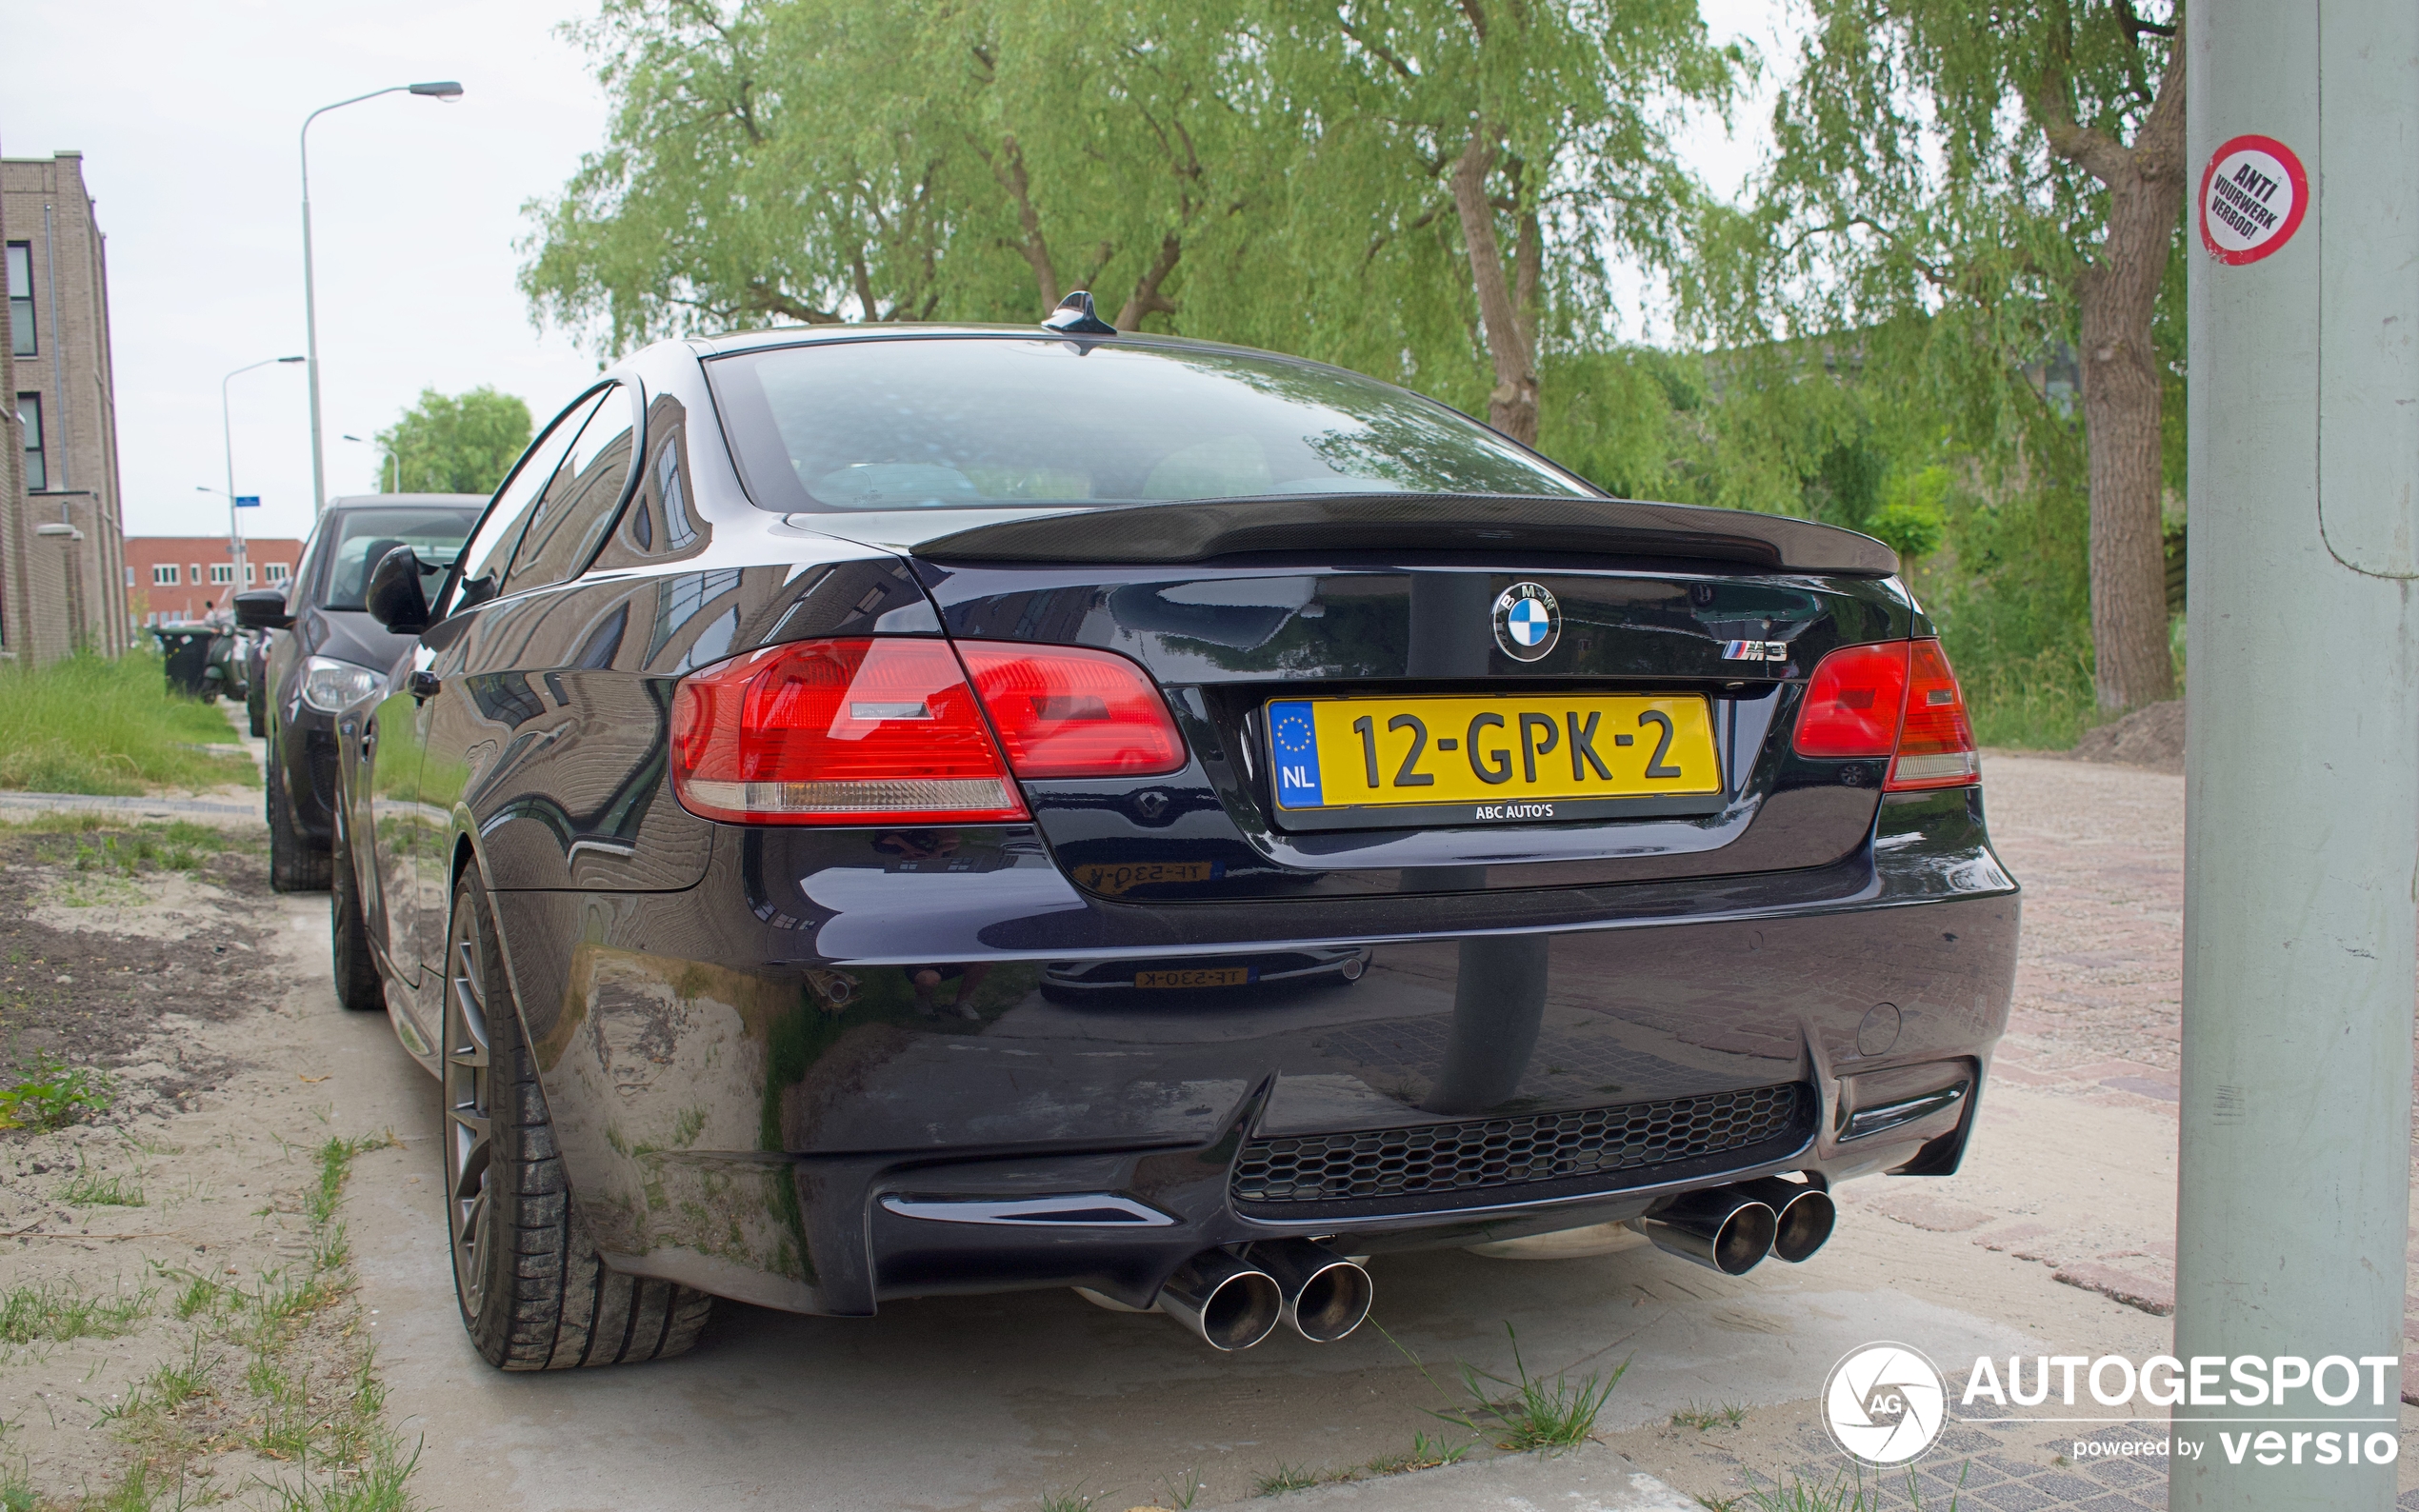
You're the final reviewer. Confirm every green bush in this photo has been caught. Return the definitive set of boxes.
[0,650,258,795]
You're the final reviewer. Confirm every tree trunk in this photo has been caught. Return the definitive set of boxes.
[987,135,1059,312]
[2046,37,2186,711]
[1449,131,1539,445]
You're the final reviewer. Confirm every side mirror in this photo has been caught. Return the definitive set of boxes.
[365,546,430,636]
[232,587,293,631]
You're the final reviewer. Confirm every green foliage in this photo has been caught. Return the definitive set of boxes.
[0,1053,114,1131]
[1670,1401,1748,1431]
[521,0,1742,436]
[57,1168,146,1207]
[0,1280,150,1345]
[0,651,259,795]
[375,386,532,495]
[1430,1323,1622,1452]
[1746,1463,1964,1510]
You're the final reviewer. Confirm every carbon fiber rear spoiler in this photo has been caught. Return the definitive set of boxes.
[898,493,1899,576]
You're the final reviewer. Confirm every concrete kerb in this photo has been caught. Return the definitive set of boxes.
[0,789,265,826]
[1191,1443,1700,1511]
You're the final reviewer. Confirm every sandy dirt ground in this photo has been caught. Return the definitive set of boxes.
[0,817,411,1509]
[6,746,2416,1510]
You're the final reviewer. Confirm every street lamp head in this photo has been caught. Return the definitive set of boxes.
[277,355,305,364]
[409,81,465,99]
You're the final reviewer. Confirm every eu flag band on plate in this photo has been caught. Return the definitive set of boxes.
[1269,700,1324,807]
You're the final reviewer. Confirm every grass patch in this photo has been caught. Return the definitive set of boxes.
[1962,643,2100,750]
[0,1053,114,1130]
[1249,1434,1468,1498]
[1035,1487,1097,1512]
[1428,1324,1621,1453]
[0,1280,151,1345]
[57,1168,147,1207]
[0,650,258,795]
[71,1131,415,1511]
[1671,1401,1748,1432]
[1741,1465,1966,1511]
[1252,1464,1321,1497]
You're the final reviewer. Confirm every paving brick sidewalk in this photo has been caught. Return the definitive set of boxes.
[1861,754,2419,1392]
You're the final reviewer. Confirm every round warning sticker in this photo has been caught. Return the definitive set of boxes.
[2199,134,2308,265]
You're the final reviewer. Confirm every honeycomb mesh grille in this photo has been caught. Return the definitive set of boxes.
[1232,1084,1804,1206]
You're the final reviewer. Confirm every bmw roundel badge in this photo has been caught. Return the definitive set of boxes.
[1491,581,1561,662]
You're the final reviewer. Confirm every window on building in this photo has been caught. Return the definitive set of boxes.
[126,567,136,587]
[17,393,42,491]
[153,564,180,587]
[209,563,235,586]
[243,563,256,584]
[6,244,31,358]
[265,563,290,584]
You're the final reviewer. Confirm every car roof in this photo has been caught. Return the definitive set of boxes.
[325,494,487,508]
[680,323,1334,367]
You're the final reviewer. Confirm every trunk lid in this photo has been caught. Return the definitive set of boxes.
[898,544,1920,904]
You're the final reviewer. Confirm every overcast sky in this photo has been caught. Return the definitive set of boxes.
[8,0,1793,549]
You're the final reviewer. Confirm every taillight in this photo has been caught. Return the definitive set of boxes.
[1792,638,1978,789]
[1888,639,1979,789]
[670,638,1027,825]
[1794,642,1910,757]
[954,642,1186,778]
[669,637,1189,826]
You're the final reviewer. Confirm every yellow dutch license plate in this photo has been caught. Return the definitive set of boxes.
[1265,693,1720,827]
[1136,966,1253,989]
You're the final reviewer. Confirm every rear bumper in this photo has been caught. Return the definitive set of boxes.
[490,786,2016,1316]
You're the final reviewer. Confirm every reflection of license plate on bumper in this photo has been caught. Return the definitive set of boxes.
[1265,693,1723,831]
[1136,967,1254,988]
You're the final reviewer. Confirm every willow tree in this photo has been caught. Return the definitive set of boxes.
[1218,0,1741,445]
[521,0,1261,346]
[1695,0,2185,712]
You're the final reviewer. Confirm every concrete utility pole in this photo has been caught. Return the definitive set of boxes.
[2172,5,2418,1510]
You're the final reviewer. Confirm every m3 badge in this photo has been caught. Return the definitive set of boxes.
[1722,640,1789,663]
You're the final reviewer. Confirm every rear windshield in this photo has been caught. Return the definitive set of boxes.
[319,507,480,611]
[709,336,1591,512]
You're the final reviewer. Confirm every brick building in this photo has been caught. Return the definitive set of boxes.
[123,535,305,626]
[3,146,130,664]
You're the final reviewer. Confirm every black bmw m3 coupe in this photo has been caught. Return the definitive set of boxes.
[333,300,2017,1368]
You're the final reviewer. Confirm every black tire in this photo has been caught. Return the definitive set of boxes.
[247,681,267,739]
[443,869,713,1370]
[268,758,332,893]
[330,822,385,1013]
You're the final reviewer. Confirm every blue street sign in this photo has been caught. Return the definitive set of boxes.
[233,495,261,507]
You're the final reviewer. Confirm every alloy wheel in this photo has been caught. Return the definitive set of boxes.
[444,899,494,1321]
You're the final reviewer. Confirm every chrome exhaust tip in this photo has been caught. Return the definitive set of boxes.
[1633,1190,1778,1276]
[1155,1249,1285,1351]
[1242,1240,1373,1343]
[1737,1176,1837,1263]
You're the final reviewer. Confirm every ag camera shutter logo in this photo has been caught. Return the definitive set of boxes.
[1824,1343,1948,1467]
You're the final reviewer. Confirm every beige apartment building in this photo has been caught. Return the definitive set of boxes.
[2,146,130,665]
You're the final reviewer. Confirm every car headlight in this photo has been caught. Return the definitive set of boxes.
[299,656,386,714]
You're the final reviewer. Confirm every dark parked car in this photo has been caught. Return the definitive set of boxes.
[235,495,482,891]
[333,303,2017,1371]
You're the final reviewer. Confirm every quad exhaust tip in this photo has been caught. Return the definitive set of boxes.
[1155,1242,1372,1350]
[1634,1176,1836,1276]
[1634,1189,1778,1275]
[1738,1176,1836,1263]
[1244,1240,1373,1343]
[1155,1249,1285,1352]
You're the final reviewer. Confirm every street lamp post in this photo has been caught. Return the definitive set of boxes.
[301,79,464,519]
[222,355,305,600]
[341,433,397,493]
